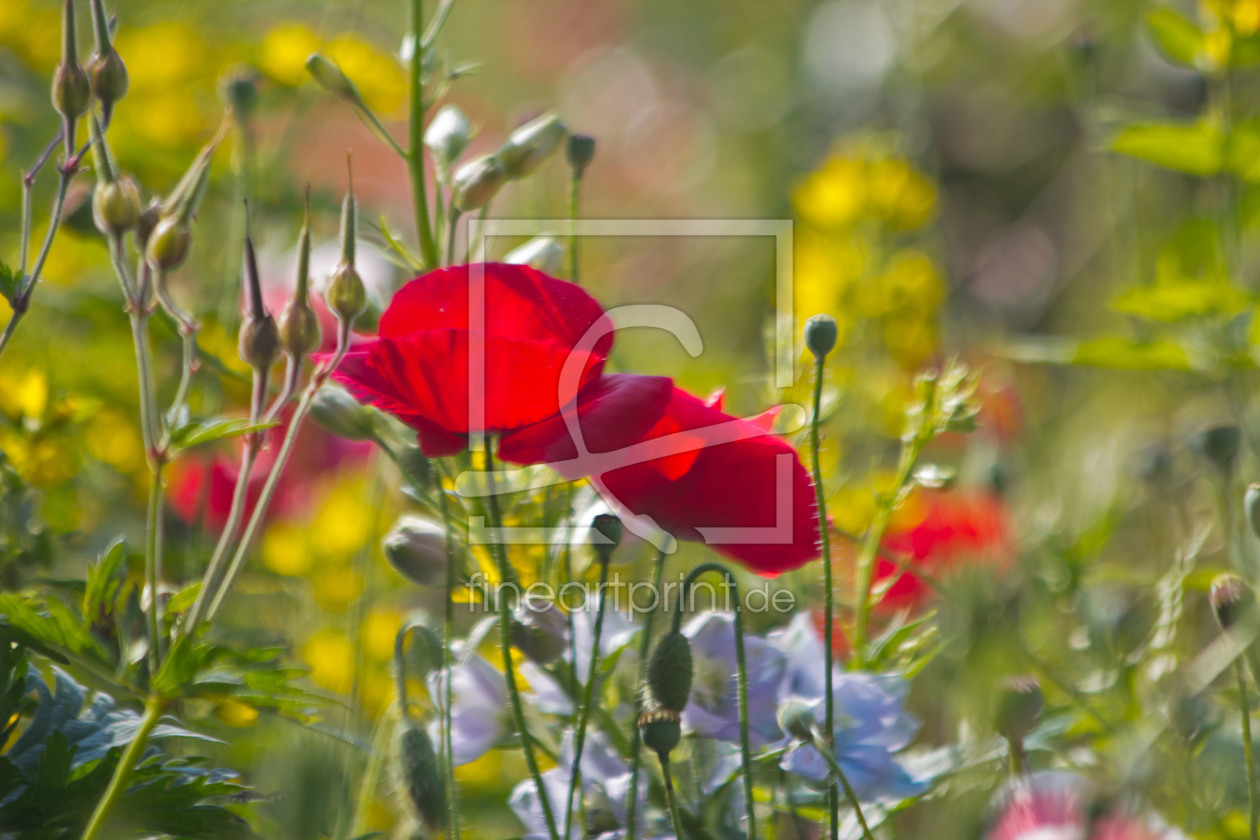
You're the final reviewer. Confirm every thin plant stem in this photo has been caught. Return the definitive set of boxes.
[1239,658,1258,840]
[350,707,395,838]
[483,445,561,840]
[563,553,611,837]
[79,695,166,840]
[809,732,875,840]
[659,754,686,840]
[624,547,668,840]
[808,355,840,840]
[569,171,581,283]
[435,461,462,840]
[144,465,165,670]
[676,563,754,840]
[408,0,439,267]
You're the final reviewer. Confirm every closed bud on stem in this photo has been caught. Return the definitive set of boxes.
[161,121,227,225]
[776,698,818,742]
[395,719,447,836]
[305,53,365,107]
[87,114,139,235]
[279,190,322,358]
[309,387,380,442]
[566,134,596,178]
[510,599,568,665]
[219,67,258,123]
[451,155,505,212]
[591,513,623,558]
[993,677,1043,743]
[497,113,566,179]
[52,0,91,121]
[135,199,161,251]
[637,704,682,758]
[1211,573,1255,631]
[425,104,472,167]
[646,631,693,714]
[145,216,191,271]
[238,223,279,370]
[383,516,452,588]
[87,0,127,113]
[804,313,838,361]
[1190,424,1241,471]
[327,159,366,325]
[1246,484,1260,541]
[504,235,564,275]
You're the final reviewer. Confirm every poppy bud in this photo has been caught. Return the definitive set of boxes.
[1246,484,1260,541]
[804,314,838,360]
[92,177,140,236]
[145,216,191,271]
[451,155,505,212]
[497,113,566,180]
[504,235,564,275]
[383,516,450,588]
[238,315,279,370]
[220,67,258,122]
[425,104,472,167]
[52,0,90,122]
[279,191,322,358]
[511,599,568,665]
[638,705,682,758]
[566,133,596,178]
[309,387,380,442]
[396,719,447,836]
[305,53,364,105]
[1190,425,1241,471]
[327,166,366,324]
[1211,573,1254,631]
[87,0,126,113]
[135,199,161,251]
[993,677,1043,743]
[776,698,817,742]
[646,631,693,714]
[591,513,623,555]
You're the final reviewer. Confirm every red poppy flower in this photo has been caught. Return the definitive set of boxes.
[331,263,661,458]
[581,385,820,577]
[872,489,1011,610]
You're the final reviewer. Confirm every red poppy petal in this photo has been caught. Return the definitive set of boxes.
[497,374,674,475]
[379,263,615,359]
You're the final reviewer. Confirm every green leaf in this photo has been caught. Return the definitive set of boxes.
[0,261,19,304]
[82,539,128,629]
[168,417,278,453]
[1145,7,1205,67]
[1112,280,1252,322]
[163,581,201,617]
[1111,121,1224,176]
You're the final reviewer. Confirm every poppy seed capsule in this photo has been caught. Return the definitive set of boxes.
[135,200,161,250]
[53,61,92,121]
[638,705,682,757]
[646,631,693,713]
[804,314,838,360]
[89,48,128,110]
[511,599,569,665]
[278,297,321,359]
[327,262,366,323]
[497,113,566,180]
[993,677,1043,743]
[145,216,191,271]
[1246,484,1260,541]
[1211,573,1254,631]
[566,134,596,178]
[1190,424,1241,470]
[396,720,447,836]
[92,176,141,235]
[238,314,279,370]
[383,516,449,588]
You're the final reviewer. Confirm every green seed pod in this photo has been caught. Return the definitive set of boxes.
[145,216,191,271]
[1211,573,1254,631]
[566,133,596,178]
[497,113,566,180]
[425,104,472,167]
[1246,484,1260,542]
[238,315,279,370]
[511,599,568,665]
[993,677,1043,743]
[637,706,682,757]
[776,698,817,742]
[52,0,90,121]
[591,513,623,555]
[451,155,506,212]
[327,263,366,324]
[89,49,128,111]
[309,387,380,443]
[383,516,450,588]
[396,719,447,836]
[92,176,141,235]
[804,314,838,360]
[135,199,161,251]
[278,297,320,358]
[646,631,693,713]
[1190,425,1241,471]
[305,53,364,105]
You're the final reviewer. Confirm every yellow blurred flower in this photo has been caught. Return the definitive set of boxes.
[260,24,321,87]
[262,523,313,577]
[312,565,365,612]
[312,481,377,561]
[0,1,59,68]
[0,367,48,419]
[865,158,937,231]
[302,627,356,694]
[0,429,76,487]
[362,606,405,662]
[214,698,260,728]
[794,156,866,229]
[325,35,407,115]
[84,408,146,475]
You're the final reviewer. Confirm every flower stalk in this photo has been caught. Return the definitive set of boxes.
[624,546,668,840]
[408,0,440,267]
[79,694,166,840]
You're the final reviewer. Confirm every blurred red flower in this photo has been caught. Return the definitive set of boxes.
[331,263,660,457]
[872,489,1012,610]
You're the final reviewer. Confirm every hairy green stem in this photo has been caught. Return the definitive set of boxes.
[563,554,611,837]
[660,754,686,840]
[408,0,439,267]
[624,547,668,840]
[809,731,875,840]
[1240,659,1258,840]
[435,461,462,840]
[80,695,166,840]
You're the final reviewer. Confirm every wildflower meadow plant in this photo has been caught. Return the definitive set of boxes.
[9,0,1260,839]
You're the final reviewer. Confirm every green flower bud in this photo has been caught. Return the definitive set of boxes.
[451,155,505,212]
[497,113,566,180]
[646,631,693,713]
[278,297,320,358]
[776,698,817,742]
[993,677,1043,743]
[92,176,140,235]
[1246,484,1260,542]
[238,315,279,370]
[591,513,623,555]
[89,49,128,111]
[638,706,682,758]
[504,235,565,275]
[425,104,472,167]
[511,599,568,665]
[383,516,450,588]
[135,199,161,251]
[566,133,596,178]
[804,314,838,360]
[309,387,380,442]
[396,719,447,836]
[305,53,364,105]
[1211,573,1254,631]
[1190,425,1241,471]
[52,0,90,121]
[145,216,191,271]
[327,262,366,324]
[219,67,258,122]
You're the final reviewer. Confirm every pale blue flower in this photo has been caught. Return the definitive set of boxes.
[682,611,787,748]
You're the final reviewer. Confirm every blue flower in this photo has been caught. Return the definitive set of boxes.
[427,644,510,766]
[682,611,788,748]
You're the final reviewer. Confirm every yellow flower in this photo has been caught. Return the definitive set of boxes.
[302,627,356,694]
[214,699,260,728]
[84,409,146,475]
[793,156,866,229]
[0,368,48,419]
[260,24,321,87]
[325,35,407,116]
[262,523,313,577]
[865,158,936,231]
[311,481,376,562]
[312,565,365,612]
[362,607,405,662]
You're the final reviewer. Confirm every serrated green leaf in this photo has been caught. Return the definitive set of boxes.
[1145,7,1205,66]
[83,538,127,629]
[169,417,278,453]
[1111,121,1223,176]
